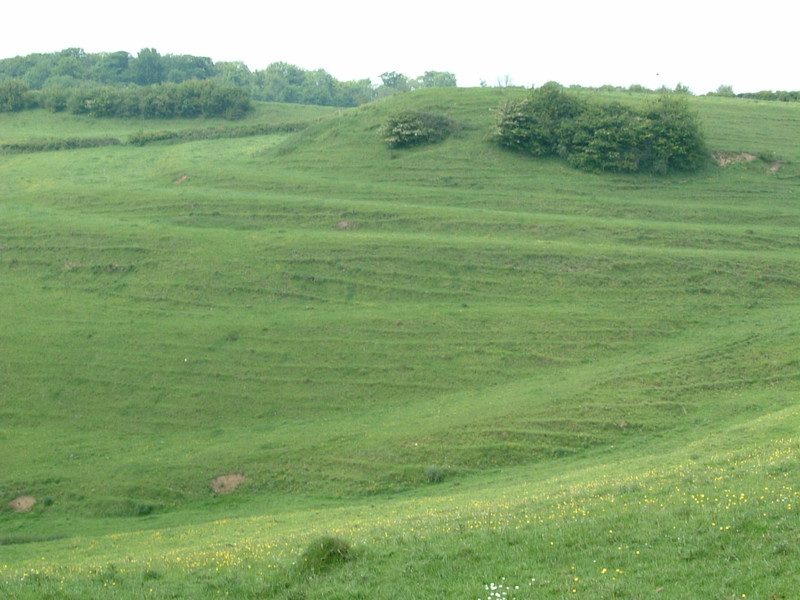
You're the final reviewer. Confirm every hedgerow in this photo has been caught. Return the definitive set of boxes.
[127,122,308,146]
[0,121,310,154]
[0,136,121,154]
[28,80,252,120]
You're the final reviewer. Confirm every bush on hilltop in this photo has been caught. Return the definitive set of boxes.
[495,83,707,174]
[380,111,456,149]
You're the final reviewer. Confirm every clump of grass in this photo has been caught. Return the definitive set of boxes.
[756,150,780,163]
[298,535,353,573]
[425,466,447,484]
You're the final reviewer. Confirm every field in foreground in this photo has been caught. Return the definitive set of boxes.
[1,88,799,598]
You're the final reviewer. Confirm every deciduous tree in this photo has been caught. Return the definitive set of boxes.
[0,78,30,111]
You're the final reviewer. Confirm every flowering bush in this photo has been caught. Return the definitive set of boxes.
[380,111,455,149]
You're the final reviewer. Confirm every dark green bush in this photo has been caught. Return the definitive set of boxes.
[380,111,455,148]
[0,78,30,111]
[562,102,647,172]
[638,95,707,174]
[494,98,543,153]
[38,85,71,112]
[495,81,583,156]
[82,86,123,117]
[496,85,706,174]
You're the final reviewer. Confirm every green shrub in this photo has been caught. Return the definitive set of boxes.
[561,102,645,172]
[380,111,455,148]
[638,95,707,174]
[38,86,71,112]
[0,78,30,111]
[496,86,706,174]
[495,81,584,156]
[757,150,780,163]
[82,86,123,117]
[298,535,353,573]
[494,98,543,153]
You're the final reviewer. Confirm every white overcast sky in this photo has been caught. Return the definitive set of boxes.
[2,0,796,94]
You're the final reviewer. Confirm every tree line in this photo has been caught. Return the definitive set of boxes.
[0,77,252,119]
[0,48,458,114]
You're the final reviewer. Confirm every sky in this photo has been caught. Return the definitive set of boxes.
[2,0,796,94]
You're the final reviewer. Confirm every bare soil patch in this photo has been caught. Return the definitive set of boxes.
[211,473,247,494]
[712,152,757,167]
[712,151,782,173]
[10,495,36,512]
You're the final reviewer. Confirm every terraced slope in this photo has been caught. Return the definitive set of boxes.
[1,88,798,598]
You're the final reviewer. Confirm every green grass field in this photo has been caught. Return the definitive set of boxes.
[1,88,798,598]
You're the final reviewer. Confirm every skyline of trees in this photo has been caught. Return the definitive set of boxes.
[3,47,798,114]
[0,48,459,109]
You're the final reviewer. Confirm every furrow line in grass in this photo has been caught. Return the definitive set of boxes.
[202,226,800,265]
[7,208,800,274]
[14,174,800,247]
[635,371,800,393]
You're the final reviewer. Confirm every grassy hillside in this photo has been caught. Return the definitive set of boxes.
[1,88,799,598]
